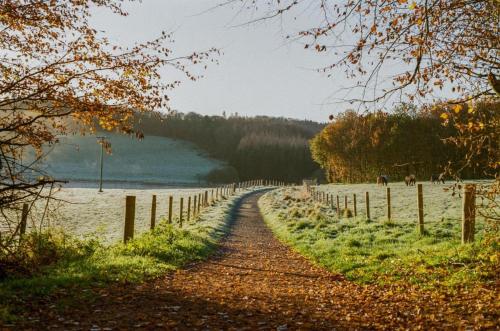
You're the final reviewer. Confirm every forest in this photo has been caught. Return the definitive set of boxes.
[134,112,325,183]
[310,101,499,183]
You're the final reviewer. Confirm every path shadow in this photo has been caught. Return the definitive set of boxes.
[13,281,347,330]
[205,261,342,280]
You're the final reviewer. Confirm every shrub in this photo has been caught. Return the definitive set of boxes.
[0,230,101,280]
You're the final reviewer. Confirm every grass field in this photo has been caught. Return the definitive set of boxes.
[258,183,498,289]
[30,134,223,185]
[315,182,464,222]
[5,187,228,244]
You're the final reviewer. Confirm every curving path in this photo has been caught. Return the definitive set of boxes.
[17,191,494,330]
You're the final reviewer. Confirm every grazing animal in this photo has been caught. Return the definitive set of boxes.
[430,173,445,184]
[377,175,388,186]
[405,174,416,186]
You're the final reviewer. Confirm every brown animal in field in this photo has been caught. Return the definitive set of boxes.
[430,173,445,184]
[405,174,416,186]
[377,175,388,186]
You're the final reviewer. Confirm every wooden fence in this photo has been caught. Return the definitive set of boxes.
[15,179,289,243]
[122,179,287,242]
[307,183,477,244]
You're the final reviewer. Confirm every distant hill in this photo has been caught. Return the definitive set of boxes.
[31,134,223,187]
[134,112,325,183]
[31,111,326,186]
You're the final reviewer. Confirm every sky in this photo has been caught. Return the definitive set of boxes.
[89,0,350,122]
[89,1,377,122]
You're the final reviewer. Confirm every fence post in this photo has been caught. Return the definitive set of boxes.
[179,197,184,227]
[344,196,348,210]
[211,190,214,204]
[187,196,191,222]
[386,187,391,221]
[168,196,173,224]
[330,194,334,209]
[365,192,370,220]
[198,193,202,212]
[205,191,208,206]
[417,184,424,235]
[124,195,135,243]
[353,194,357,217]
[462,184,476,244]
[193,195,197,218]
[150,195,157,230]
[336,195,341,217]
[20,203,29,238]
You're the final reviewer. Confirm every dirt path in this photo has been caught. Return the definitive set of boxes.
[16,191,496,330]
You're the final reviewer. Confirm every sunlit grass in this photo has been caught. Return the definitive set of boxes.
[259,186,499,289]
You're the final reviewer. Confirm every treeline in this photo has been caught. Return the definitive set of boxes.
[310,104,494,183]
[134,112,325,183]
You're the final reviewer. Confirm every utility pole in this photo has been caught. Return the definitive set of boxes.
[97,136,106,192]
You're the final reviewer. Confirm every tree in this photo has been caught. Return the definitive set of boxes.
[310,107,473,183]
[438,99,499,221]
[0,1,216,249]
[228,0,499,105]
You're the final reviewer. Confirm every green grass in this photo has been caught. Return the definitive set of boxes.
[0,193,242,323]
[259,187,499,290]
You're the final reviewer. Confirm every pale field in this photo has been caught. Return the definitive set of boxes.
[312,181,492,223]
[2,186,240,244]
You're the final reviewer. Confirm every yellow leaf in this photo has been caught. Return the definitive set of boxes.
[409,1,417,9]
[440,113,448,120]
[453,105,462,113]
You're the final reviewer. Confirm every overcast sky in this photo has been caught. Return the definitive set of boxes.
[90,1,378,122]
